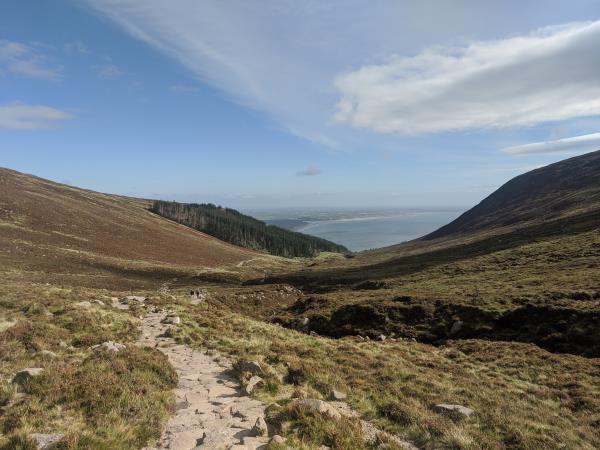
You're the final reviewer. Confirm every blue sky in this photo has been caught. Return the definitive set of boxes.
[2,0,600,209]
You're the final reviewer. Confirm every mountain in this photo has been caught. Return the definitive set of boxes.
[0,168,256,288]
[150,200,348,258]
[252,151,600,358]
[424,150,600,240]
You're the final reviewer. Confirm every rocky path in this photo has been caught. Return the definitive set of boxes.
[139,311,270,450]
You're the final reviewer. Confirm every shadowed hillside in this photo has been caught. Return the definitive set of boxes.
[248,152,600,357]
[423,149,600,240]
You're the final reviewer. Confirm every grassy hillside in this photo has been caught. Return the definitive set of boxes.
[150,200,348,258]
[0,168,266,290]
[424,149,600,240]
[247,153,600,357]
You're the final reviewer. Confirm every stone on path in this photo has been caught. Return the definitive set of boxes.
[252,417,268,436]
[244,376,265,395]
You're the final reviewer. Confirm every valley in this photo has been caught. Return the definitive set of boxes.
[1,151,599,449]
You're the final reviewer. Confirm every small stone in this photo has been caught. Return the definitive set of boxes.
[12,368,44,385]
[91,341,126,353]
[236,360,263,375]
[75,301,92,308]
[230,405,247,419]
[297,399,341,420]
[270,435,285,444]
[252,416,268,436]
[161,315,181,325]
[450,320,464,335]
[39,350,58,358]
[377,334,386,342]
[244,376,265,395]
[31,433,65,449]
[329,390,347,401]
[433,403,475,418]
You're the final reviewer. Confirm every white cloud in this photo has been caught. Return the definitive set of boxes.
[334,21,600,134]
[296,165,321,176]
[96,63,125,79]
[0,104,73,130]
[503,132,600,155]
[0,40,62,80]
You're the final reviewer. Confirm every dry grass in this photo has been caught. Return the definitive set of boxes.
[169,293,600,450]
[0,281,177,449]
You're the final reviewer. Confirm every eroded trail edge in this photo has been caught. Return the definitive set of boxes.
[139,311,269,450]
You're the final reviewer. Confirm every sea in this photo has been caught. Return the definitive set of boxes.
[247,207,465,252]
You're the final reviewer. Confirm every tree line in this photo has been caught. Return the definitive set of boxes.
[150,200,348,258]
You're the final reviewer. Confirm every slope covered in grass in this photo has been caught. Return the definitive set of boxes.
[424,149,600,240]
[0,168,261,289]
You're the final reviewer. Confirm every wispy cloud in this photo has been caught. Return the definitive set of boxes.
[0,103,73,130]
[0,40,62,80]
[503,132,600,155]
[96,63,125,79]
[335,21,600,134]
[296,165,321,176]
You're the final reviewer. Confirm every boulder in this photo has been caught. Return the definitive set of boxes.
[12,368,44,385]
[433,403,475,418]
[377,334,386,342]
[31,433,65,450]
[91,341,126,353]
[297,399,341,420]
[237,360,263,375]
[329,390,347,401]
[244,376,265,395]
[252,416,268,436]
[124,295,146,302]
[270,435,285,444]
[38,350,58,358]
[450,320,464,335]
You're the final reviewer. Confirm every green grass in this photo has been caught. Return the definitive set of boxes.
[169,294,600,450]
[0,281,177,449]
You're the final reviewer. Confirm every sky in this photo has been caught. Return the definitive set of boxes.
[2,0,600,209]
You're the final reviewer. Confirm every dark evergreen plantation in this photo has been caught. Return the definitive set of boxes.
[150,200,348,258]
